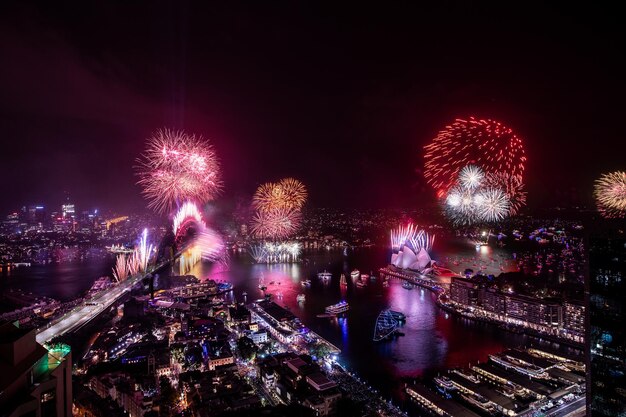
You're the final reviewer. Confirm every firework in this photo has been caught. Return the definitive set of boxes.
[390,223,434,252]
[171,201,226,262]
[250,208,302,239]
[249,241,301,263]
[278,178,307,210]
[458,165,484,190]
[252,182,286,212]
[443,165,512,225]
[173,201,204,236]
[112,254,129,282]
[253,178,308,212]
[136,129,222,214]
[594,171,626,218]
[424,117,526,197]
[477,188,510,222]
[484,171,527,215]
[196,227,225,262]
[137,228,154,272]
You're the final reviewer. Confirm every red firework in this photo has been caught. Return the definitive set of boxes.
[424,117,526,198]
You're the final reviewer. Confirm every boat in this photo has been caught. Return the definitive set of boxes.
[340,274,347,286]
[434,376,456,391]
[242,291,248,297]
[389,310,406,321]
[318,271,332,280]
[361,273,370,280]
[297,294,306,302]
[325,300,349,314]
[316,313,336,318]
[350,269,360,279]
[301,279,311,287]
[402,281,414,290]
[373,309,402,341]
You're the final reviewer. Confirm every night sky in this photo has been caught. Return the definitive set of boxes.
[1,2,625,214]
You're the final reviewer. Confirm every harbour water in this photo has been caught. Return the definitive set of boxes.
[0,240,572,405]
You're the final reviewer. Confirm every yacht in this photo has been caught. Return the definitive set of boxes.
[350,269,360,279]
[297,294,306,302]
[301,279,311,287]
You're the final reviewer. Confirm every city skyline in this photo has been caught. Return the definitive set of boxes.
[1,2,625,214]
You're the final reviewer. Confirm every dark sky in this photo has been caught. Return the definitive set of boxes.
[1,1,625,215]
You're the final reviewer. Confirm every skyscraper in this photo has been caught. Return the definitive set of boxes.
[588,220,626,416]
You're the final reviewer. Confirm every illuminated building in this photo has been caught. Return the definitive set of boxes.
[589,222,626,416]
[449,277,479,306]
[0,322,72,417]
[62,203,75,219]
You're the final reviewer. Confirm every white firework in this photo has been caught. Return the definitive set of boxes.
[478,188,510,222]
[458,165,484,190]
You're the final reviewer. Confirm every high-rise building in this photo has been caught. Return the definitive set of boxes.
[62,203,75,219]
[588,220,626,416]
[0,322,73,417]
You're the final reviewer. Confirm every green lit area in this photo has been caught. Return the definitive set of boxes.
[33,343,71,380]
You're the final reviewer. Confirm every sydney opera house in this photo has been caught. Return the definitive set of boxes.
[389,225,436,274]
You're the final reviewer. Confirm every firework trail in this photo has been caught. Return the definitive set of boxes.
[112,254,129,282]
[390,223,434,252]
[424,117,526,197]
[136,129,222,214]
[138,228,154,272]
[594,171,626,218]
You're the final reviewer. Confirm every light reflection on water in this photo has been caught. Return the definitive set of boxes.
[177,245,528,402]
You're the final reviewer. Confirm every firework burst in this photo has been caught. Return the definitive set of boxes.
[458,165,484,190]
[250,208,302,239]
[594,171,626,218]
[278,178,307,210]
[136,129,222,214]
[424,117,526,197]
[484,171,527,215]
[443,165,512,226]
[253,178,307,212]
[477,188,510,222]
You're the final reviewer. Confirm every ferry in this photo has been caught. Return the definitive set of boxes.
[318,271,332,280]
[350,269,360,279]
[297,294,306,302]
[340,274,347,286]
[325,300,349,315]
[301,279,312,287]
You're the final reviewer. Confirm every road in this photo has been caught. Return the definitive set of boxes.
[36,273,142,344]
[35,252,181,345]
[547,396,586,417]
